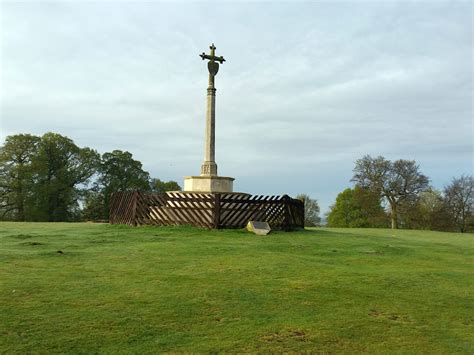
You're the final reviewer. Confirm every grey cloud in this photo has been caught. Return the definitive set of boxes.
[1,1,472,213]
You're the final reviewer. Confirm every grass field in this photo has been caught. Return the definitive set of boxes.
[0,223,473,353]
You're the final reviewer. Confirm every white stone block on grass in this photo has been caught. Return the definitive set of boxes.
[247,221,271,236]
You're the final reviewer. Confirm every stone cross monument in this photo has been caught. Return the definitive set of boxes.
[199,43,223,176]
[184,43,235,193]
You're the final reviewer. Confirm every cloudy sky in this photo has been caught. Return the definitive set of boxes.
[1,0,472,214]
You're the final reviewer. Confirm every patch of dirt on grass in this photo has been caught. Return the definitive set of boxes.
[8,234,34,239]
[35,250,78,258]
[360,249,384,255]
[369,309,412,323]
[88,239,122,244]
[260,329,309,343]
[20,241,44,246]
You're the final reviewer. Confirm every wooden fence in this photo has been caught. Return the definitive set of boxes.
[109,191,304,230]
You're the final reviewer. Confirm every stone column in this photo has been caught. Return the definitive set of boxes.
[183,44,235,193]
[201,74,218,176]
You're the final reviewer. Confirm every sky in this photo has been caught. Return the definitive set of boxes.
[1,0,472,214]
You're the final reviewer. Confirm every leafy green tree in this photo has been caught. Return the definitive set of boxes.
[81,190,106,221]
[352,155,429,229]
[327,189,355,227]
[91,150,151,220]
[150,178,181,193]
[398,188,452,231]
[0,134,41,220]
[296,194,321,227]
[327,186,388,228]
[443,175,473,233]
[30,133,99,221]
[417,189,447,229]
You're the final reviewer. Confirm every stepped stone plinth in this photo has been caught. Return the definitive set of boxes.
[184,175,234,193]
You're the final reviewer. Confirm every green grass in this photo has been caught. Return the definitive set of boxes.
[0,223,472,353]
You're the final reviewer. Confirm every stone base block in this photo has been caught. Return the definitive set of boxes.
[247,221,271,235]
[184,175,235,193]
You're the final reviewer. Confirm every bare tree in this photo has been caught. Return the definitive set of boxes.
[296,194,321,227]
[352,155,429,229]
[443,175,473,233]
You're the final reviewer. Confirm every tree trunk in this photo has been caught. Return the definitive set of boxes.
[390,203,398,229]
[17,181,25,221]
[17,197,24,221]
[15,172,25,221]
[460,205,466,233]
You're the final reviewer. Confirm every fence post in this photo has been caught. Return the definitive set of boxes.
[213,193,221,229]
[282,194,291,231]
[132,191,138,226]
[109,192,115,224]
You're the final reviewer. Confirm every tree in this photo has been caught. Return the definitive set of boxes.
[327,186,388,228]
[416,189,448,230]
[1,133,157,222]
[30,133,99,221]
[397,188,452,231]
[443,175,473,233]
[0,134,41,220]
[352,155,429,229]
[150,178,181,193]
[81,190,106,221]
[92,150,151,220]
[296,194,321,227]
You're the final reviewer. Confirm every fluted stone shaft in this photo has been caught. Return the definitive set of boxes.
[200,75,218,176]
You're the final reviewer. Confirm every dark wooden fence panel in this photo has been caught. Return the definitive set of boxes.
[109,191,304,230]
[109,190,138,226]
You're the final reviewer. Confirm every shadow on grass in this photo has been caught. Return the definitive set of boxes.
[107,224,362,239]
[300,228,360,238]
[6,234,35,239]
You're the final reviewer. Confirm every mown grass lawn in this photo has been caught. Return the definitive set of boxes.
[0,222,472,353]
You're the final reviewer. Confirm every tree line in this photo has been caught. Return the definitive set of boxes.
[1,134,472,232]
[326,155,473,233]
[0,133,180,222]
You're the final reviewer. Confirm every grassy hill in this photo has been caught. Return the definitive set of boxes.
[1,223,472,353]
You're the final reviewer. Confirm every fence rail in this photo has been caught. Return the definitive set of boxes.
[109,191,304,230]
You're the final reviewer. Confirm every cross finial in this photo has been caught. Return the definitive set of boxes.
[199,43,226,64]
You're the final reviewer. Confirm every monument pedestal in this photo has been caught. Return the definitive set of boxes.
[184,175,234,193]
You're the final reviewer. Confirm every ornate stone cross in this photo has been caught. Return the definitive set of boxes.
[199,43,225,176]
[183,43,234,193]
[200,43,225,63]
